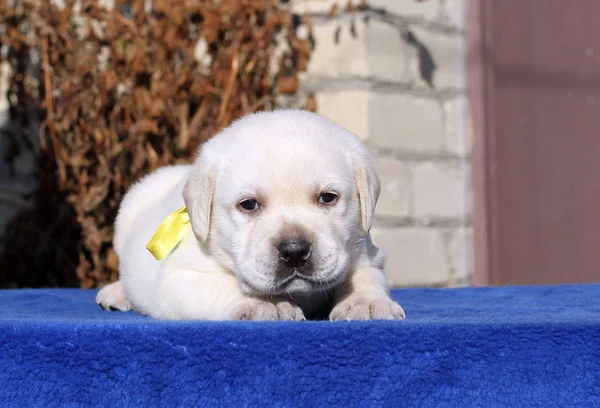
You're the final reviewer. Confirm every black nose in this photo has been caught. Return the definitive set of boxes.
[276,238,312,267]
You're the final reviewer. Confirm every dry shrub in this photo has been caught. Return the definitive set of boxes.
[0,0,314,288]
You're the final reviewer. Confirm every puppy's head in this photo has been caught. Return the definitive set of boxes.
[184,110,380,295]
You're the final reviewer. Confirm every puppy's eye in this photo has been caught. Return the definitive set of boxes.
[238,199,260,212]
[318,192,339,205]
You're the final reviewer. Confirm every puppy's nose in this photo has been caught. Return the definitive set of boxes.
[276,238,312,268]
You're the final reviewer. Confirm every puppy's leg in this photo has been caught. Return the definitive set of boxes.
[96,281,131,311]
[330,267,405,321]
[155,269,305,321]
[231,296,306,321]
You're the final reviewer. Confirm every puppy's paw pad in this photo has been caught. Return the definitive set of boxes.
[231,299,278,321]
[275,300,306,321]
[231,298,305,321]
[96,281,131,312]
[330,296,405,321]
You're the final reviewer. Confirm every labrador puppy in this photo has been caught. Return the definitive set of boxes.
[96,110,405,321]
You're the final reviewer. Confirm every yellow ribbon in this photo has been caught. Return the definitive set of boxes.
[146,206,191,260]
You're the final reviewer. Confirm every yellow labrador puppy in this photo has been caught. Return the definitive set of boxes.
[97,110,405,321]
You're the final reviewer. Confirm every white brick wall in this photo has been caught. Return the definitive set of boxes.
[367,0,440,17]
[307,20,369,78]
[365,21,411,83]
[448,227,472,284]
[371,228,449,286]
[404,27,464,89]
[369,94,444,151]
[412,162,470,218]
[293,0,471,287]
[315,91,369,140]
[443,95,470,155]
[373,157,412,218]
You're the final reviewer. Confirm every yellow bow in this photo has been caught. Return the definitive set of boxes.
[146,206,191,260]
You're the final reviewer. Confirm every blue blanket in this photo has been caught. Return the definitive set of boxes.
[1,285,600,407]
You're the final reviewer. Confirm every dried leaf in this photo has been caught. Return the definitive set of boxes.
[328,4,338,17]
[304,94,317,112]
[276,75,299,94]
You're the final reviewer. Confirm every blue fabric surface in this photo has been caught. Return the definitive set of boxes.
[1,284,600,407]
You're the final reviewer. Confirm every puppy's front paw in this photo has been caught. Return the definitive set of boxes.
[329,295,405,321]
[96,281,131,312]
[231,297,305,321]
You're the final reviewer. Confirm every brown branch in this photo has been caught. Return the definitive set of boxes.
[189,98,210,138]
[177,102,190,150]
[41,36,67,189]
[107,9,139,35]
[249,95,273,112]
[38,119,48,151]
[240,93,250,114]
[217,48,240,129]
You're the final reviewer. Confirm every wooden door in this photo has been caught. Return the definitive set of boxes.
[468,0,600,285]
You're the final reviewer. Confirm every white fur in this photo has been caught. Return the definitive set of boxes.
[97,110,405,321]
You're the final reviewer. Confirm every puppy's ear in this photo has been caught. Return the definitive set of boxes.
[183,165,215,241]
[355,154,381,233]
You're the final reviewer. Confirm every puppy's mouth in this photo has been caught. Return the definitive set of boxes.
[276,271,328,285]
[277,269,345,292]
[240,271,343,296]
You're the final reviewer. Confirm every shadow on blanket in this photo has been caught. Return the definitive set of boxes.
[1,284,600,407]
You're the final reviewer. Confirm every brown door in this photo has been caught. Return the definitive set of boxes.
[468,0,600,285]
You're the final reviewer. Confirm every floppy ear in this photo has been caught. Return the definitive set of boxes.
[355,155,381,233]
[183,165,215,241]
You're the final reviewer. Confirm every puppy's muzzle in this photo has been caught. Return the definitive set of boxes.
[276,238,312,268]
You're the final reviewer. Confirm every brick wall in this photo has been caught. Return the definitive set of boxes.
[287,0,472,287]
